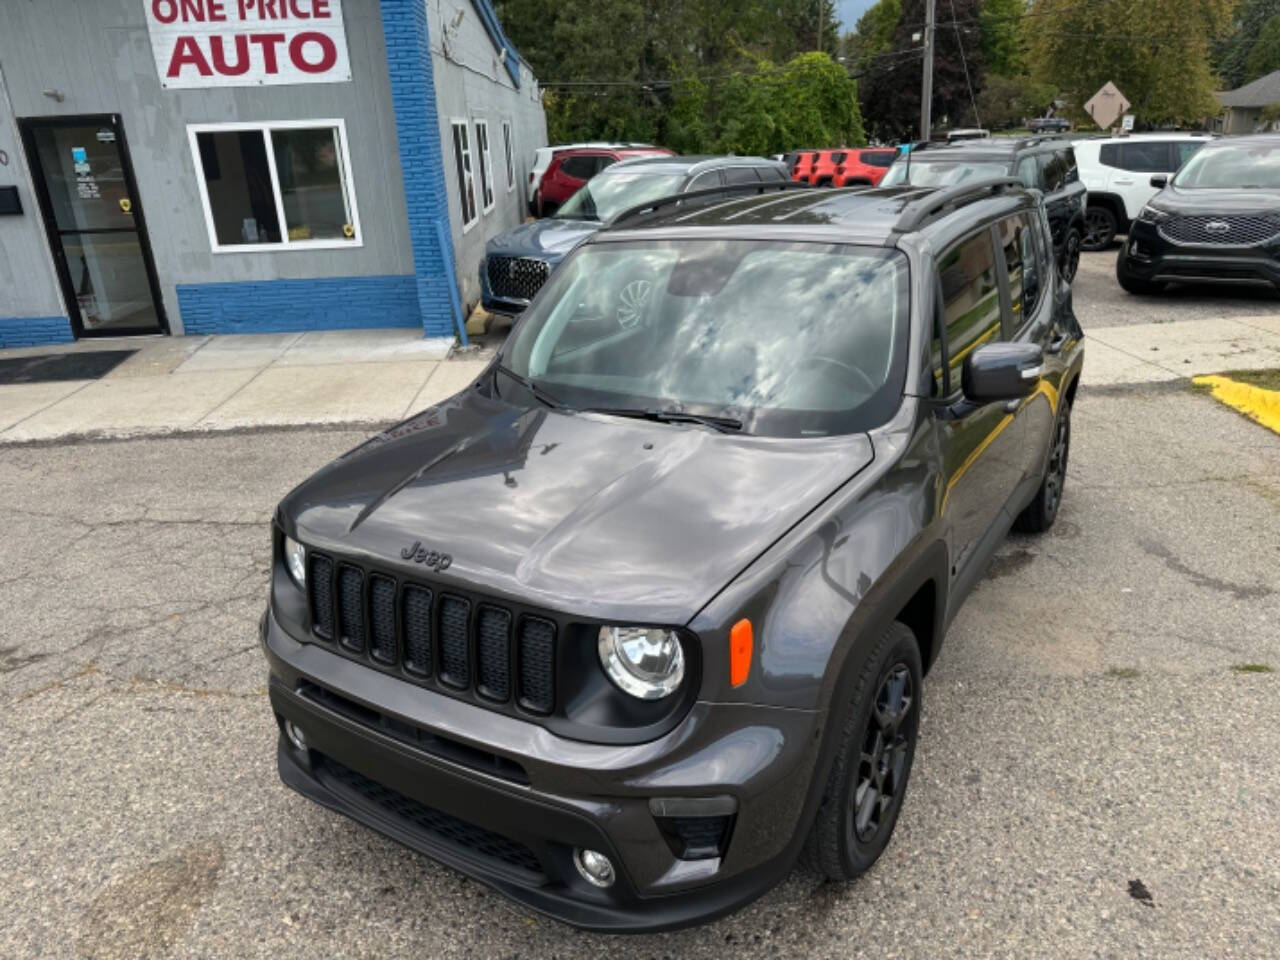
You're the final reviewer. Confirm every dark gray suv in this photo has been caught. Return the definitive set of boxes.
[261,180,1084,932]
[479,155,790,317]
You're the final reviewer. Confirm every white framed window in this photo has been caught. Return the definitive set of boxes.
[451,118,478,230]
[474,118,496,212]
[502,120,515,191]
[187,119,361,253]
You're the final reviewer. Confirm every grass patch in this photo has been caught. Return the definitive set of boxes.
[1217,369,1280,392]
[1105,666,1141,679]
[1232,663,1274,674]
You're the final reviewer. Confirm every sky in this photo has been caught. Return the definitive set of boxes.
[836,0,878,33]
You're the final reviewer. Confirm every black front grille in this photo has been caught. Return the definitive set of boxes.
[1158,214,1280,247]
[487,255,551,300]
[337,565,365,653]
[306,553,556,715]
[309,555,334,639]
[317,755,544,876]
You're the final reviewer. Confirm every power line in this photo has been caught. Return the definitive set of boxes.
[948,0,980,128]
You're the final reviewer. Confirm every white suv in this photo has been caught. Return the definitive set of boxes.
[1073,133,1216,250]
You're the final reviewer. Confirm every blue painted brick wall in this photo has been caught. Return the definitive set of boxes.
[380,0,462,339]
[176,275,420,335]
[0,316,74,349]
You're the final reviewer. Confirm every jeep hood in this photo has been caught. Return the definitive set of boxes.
[282,388,874,625]
[485,218,599,261]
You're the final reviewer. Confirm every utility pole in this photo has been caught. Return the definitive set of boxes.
[920,0,936,141]
[817,0,824,53]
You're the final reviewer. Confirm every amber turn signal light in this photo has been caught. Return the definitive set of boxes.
[730,619,753,687]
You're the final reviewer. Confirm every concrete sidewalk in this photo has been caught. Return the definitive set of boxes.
[1084,311,1280,387]
[0,329,490,443]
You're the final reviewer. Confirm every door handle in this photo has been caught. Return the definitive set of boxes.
[1113,178,1134,185]
[1047,334,1069,355]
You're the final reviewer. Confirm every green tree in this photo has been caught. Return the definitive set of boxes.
[977,73,1058,129]
[860,0,987,140]
[979,0,1026,75]
[1214,0,1280,90]
[716,52,865,154]
[1246,14,1280,78]
[845,0,902,75]
[1027,0,1236,128]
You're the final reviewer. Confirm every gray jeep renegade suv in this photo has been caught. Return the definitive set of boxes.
[261,179,1084,932]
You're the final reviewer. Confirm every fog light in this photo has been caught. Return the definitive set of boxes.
[573,847,615,888]
[284,720,308,752]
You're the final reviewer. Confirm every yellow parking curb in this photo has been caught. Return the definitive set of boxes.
[1192,374,1280,436]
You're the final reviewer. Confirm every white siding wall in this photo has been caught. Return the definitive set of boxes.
[428,1,548,308]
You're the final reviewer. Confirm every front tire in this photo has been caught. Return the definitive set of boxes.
[1014,400,1071,533]
[802,622,922,881]
[1115,253,1166,295]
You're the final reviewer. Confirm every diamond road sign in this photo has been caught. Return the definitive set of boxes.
[1085,82,1131,131]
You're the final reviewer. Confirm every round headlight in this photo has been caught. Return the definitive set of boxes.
[597,626,685,700]
[284,536,307,588]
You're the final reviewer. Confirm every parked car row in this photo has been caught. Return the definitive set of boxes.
[483,154,790,318]
[528,142,674,218]
[787,148,899,187]
[878,134,1087,282]
[1074,132,1216,250]
[1114,133,1280,294]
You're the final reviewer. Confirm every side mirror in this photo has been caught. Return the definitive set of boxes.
[1149,174,1168,189]
[963,342,1044,404]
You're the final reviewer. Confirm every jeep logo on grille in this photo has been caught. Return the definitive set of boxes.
[1205,220,1231,234]
[400,541,453,571]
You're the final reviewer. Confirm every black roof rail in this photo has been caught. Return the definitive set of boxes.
[605,180,811,228]
[892,177,1024,233]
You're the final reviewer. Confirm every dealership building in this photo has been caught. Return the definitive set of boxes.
[0,0,546,348]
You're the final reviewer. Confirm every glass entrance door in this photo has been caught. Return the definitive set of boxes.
[21,116,167,337]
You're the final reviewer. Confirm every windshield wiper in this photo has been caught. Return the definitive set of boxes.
[493,364,568,410]
[583,406,744,434]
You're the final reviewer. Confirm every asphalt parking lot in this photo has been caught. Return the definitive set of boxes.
[2,254,1279,959]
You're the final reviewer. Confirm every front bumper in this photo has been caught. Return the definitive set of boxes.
[1122,230,1280,289]
[261,609,822,932]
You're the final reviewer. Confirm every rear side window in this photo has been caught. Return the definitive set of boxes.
[764,166,788,181]
[1099,143,1120,168]
[997,213,1044,328]
[1040,151,1070,192]
[935,230,1001,394]
[831,152,847,164]
[559,155,599,179]
[863,150,897,167]
[1117,141,1172,172]
[723,166,761,185]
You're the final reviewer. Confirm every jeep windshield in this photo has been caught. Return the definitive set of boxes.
[498,240,910,438]
[1172,142,1280,189]
[881,157,1010,187]
[556,171,687,222]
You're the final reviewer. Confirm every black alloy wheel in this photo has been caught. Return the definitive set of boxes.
[1061,228,1082,282]
[1081,206,1117,251]
[850,663,915,844]
[1014,401,1072,533]
[802,621,922,880]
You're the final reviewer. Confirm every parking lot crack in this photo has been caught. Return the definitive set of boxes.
[1138,538,1273,601]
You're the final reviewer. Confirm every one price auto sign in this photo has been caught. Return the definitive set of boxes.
[145,0,351,89]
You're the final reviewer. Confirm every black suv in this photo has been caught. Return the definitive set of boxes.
[882,136,1087,281]
[261,180,1084,932]
[1116,134,1280,294]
